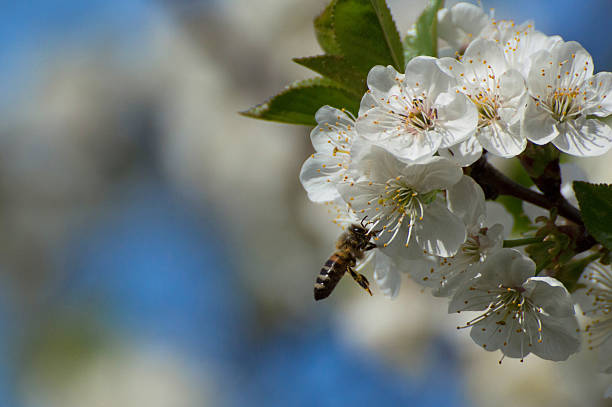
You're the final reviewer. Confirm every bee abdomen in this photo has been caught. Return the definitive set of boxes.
[314,255,346,301]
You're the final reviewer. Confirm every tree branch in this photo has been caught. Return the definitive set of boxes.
[469,156,583,225]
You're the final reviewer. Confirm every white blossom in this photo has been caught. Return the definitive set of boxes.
[357,57,478,162]
[410,175,505,297]
[338,146,466,259]
[438,39,527,162]
[480,21,562,79]
[299,106,360,202]
[576,262,612,374]
[437,2,491,55]
[450,249,580,361]
[523,41,612,156]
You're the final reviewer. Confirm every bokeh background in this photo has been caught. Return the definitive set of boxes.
[2,1,612,406]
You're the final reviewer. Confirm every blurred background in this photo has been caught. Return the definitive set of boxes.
[1,0,612,406]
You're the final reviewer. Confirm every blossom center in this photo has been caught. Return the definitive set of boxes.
[543,88,584,122]
[472,93,502,128]
[371,179,439,247]
[399,98,437,134]
[460,284,545,360]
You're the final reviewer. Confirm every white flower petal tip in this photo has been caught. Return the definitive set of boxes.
[373,253,401,299]
[450,249,580,361]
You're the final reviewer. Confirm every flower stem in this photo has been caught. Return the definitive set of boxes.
[503,237,543,248]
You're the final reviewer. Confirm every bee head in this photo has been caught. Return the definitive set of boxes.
[350,224,367,236]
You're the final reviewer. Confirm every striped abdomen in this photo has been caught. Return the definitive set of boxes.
[314,253,349,301]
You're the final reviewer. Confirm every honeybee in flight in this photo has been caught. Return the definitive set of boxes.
[314,219,379,301]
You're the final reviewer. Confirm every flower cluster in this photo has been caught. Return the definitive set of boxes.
[576,262,612,396]
[292,1,611,390]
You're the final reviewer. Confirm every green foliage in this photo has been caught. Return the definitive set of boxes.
[243,0,408,126]
[574,181,612,250]
[292,55,365,95]
[314,0,341,54]
[404,0,444,60]
[240,78,360,126]
[334,0,405,74]
[526,214,575,274]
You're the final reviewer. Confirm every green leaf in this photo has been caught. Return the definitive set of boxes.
[574,181,612,250]
[293,55,365,95]
[314,0,341,54]
[240,78,360,126]
[333,0,405,73]
[369,0,405,68]
[403,0,444,59]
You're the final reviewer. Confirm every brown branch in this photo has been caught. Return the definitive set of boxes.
[468,157,583,225]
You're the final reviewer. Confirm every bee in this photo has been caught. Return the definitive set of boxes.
[314,219,379,301]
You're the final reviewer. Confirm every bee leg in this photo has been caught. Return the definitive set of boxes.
[348,266,372,296]
[364,242,376,251]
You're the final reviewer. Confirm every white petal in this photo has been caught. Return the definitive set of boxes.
[437,3,489,50]
[299,154,342,202]
[552,118,612,157]
[415,200,466,257]
[598,336,612,373]
[523,277,575,317]
[315,105,354,129]
[435,92,478,148]
[382,224,428,260]
[438,137,482,167]
[478,224,505,253]
[463,39,508,79]
[522,97,559,145]
[405,156,463,192]
[531,314,580,361]
[358,90,379,117]
[555,41,594,82]
[433,261,481,298]
[585,72,612,117]
[449,277,494,313]
[469,315,518,354]
[373,252,401,298]
[365,65,402,99]
[476,120,526,157]
[405,56,455,99]
[407,255,448,290]
[605,384,612,399]
[479,249,535,287]
[485,202,513,236]
[498,69,527,103]
[447,175,486,228]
